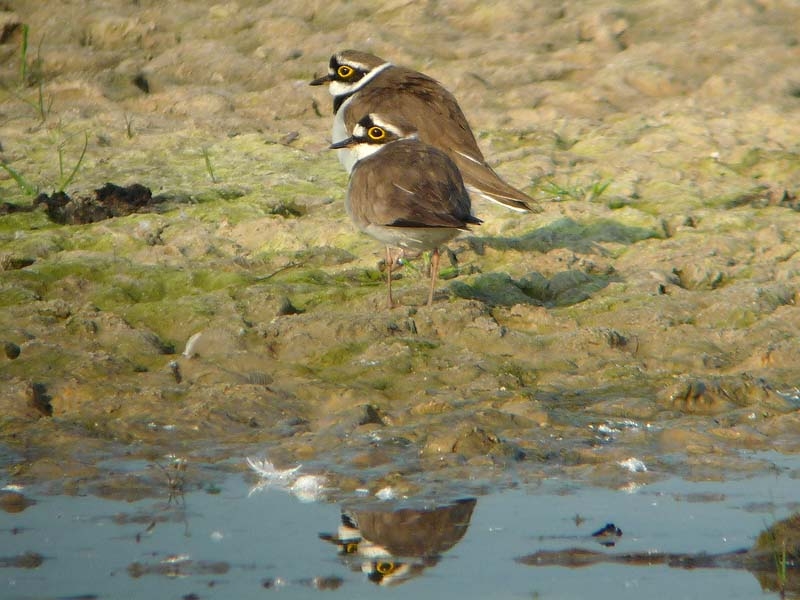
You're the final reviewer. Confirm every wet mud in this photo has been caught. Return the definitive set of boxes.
[0,0,799,497]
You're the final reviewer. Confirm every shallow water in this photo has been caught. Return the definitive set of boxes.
[3,451,799,599]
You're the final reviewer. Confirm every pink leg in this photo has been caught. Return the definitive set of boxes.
[427,247,441,306]
[386,246,395,308]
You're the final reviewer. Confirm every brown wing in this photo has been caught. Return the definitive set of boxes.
[345,67,484,163]
[348,140,480,231]
[346,67,535,211]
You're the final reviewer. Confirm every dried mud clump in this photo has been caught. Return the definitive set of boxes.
[34,183,162,224]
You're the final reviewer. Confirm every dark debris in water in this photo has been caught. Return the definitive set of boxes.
[0,551,44,569]
[591,523,623,547]
[34,183,164,224]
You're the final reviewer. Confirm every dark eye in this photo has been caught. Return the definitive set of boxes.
[337,65,354,78]
[367,126,386,141]
[376,561,396,575]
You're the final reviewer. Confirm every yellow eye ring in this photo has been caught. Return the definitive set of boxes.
[367,126,386,141]
[344,542,358,553]
[376,561,395,574]
[337,65,354,78]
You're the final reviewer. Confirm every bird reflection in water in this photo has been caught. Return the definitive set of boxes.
[319,497,477,585]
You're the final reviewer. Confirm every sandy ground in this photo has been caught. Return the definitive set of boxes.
[1,0,800,494]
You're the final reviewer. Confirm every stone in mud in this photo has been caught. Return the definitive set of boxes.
[3,341,20,359]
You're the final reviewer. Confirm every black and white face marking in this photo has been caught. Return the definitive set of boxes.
[329,114,417,161]
[353,114,415,142]
[326,54,392,98]
[309,51,394,116]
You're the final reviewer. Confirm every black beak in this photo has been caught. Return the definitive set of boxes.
[309,73,333,86]
[329,137,355,150]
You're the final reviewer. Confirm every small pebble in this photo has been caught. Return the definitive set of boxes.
[3,341,20,359]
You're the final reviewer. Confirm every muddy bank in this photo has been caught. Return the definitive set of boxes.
[1,0,799,492]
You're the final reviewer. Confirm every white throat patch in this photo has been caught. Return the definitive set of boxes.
[350,140,385,162]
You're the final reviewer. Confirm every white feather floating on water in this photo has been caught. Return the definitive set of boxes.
[246,456,302,481]
[246,456,326,502]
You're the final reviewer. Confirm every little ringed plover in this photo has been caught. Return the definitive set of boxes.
[312,49,536,213]
[330,113,482,307]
